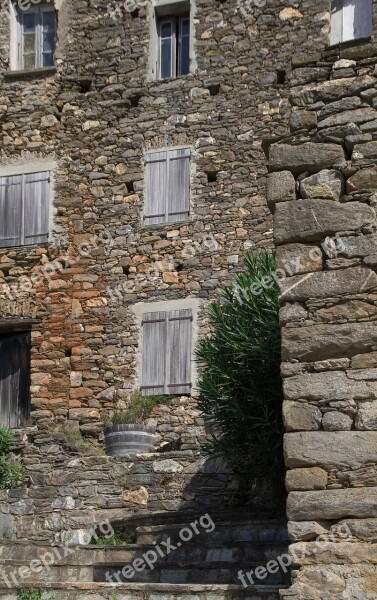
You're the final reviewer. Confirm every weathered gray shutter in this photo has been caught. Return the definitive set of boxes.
[24,172,49,245]
[167,148,190,223]
[353,0,373,40]
[141,311,167,395]
[167,309,192,395]
[144,151,167,225]
[0,332,31,428]
[0,175,22,248]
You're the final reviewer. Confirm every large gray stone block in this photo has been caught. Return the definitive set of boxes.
[287,487,377,520]
[318,107,377,129]
[347,167,377,192]
[282,322,377,361]
[352,141,377,160]
[284,431,377,468]
[274,199,375,244]
[284,371,377,402]
[290,75,376,106]
[269,143,345,174]
[338,233,377,257]
[279,267,377,302]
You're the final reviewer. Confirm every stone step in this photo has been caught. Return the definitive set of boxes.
[94,562,289,586]
[135,520,288,545]
[0,582,284,600]
[121,509,279,528]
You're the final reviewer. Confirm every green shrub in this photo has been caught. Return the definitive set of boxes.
[0,428,25,490]
[196,251,285,508]
[102,390,173,425]
[17,588,55,600]
[90,531,136,545]
[0,428,14,454]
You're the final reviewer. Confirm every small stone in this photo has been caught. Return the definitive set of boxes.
[300,170,345,201]
[266,171,296,209]
[286,467,328,492]
[283,402,322,432]
[322,412,353,431]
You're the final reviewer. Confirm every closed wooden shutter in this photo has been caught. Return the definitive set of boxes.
[145,151,167,225]
[141,311,167,395]
[0,176,22,248]
[141,308,192,396]
[167,309,192,395]
[24,172,49,245]
[0,332,31,428]
[167,148,190,223]
[0,171,49,248]
[145,148,190,225]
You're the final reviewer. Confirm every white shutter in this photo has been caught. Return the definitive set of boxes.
[24,172,49,245]
[145,151,167,225]
[167,148,190,223]
[167,309,192,395]
[141,311,167,395]
[0,175,22,248]
[330,0,343,44]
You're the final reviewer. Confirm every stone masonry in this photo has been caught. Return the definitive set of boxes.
[1,0,377,598]
[268,40,377,600]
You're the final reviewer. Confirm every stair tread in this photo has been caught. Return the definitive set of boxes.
[0,582,288,592]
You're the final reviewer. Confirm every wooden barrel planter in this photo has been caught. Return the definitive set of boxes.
[104,424,156,456]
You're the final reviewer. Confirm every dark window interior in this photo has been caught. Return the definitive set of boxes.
[0,331,31,428]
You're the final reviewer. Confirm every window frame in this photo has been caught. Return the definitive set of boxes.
[330,0,373,46]
[11,2,56,71]
[132,298,202,398]
[144,146,191,226]
[156,13,190,80]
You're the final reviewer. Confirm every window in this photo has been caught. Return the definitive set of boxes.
[330,0,372,45]
[0,171,50,248]
[141,309,192,396]
[14,4,56,70]
[157,13,190,79]
[0,331,31,428]
[144,148,190,225]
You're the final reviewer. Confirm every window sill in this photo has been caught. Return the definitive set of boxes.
[5,67,57,79]
[326,36,372,51]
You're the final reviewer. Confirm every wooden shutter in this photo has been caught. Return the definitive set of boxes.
[167,148,190,223]
[0,175,22,248]
[167,309,192,395]
[24,172,49,245]
[353,0,373,40]
[144,151,167,225]
[0,332,31,428]
[141,311,167,395]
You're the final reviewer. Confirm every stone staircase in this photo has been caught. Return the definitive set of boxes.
[0,510,289,599]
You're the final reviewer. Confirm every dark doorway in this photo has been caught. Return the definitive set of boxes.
[0,331,31,428]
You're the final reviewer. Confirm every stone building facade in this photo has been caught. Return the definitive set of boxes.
[1,0,377,598]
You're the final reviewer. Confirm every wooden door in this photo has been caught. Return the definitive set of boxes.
[0,332,31,428]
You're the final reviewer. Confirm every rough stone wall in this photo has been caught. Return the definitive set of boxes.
[0,0,329,436]
[0,441,236,543]
[267,42,377,600]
